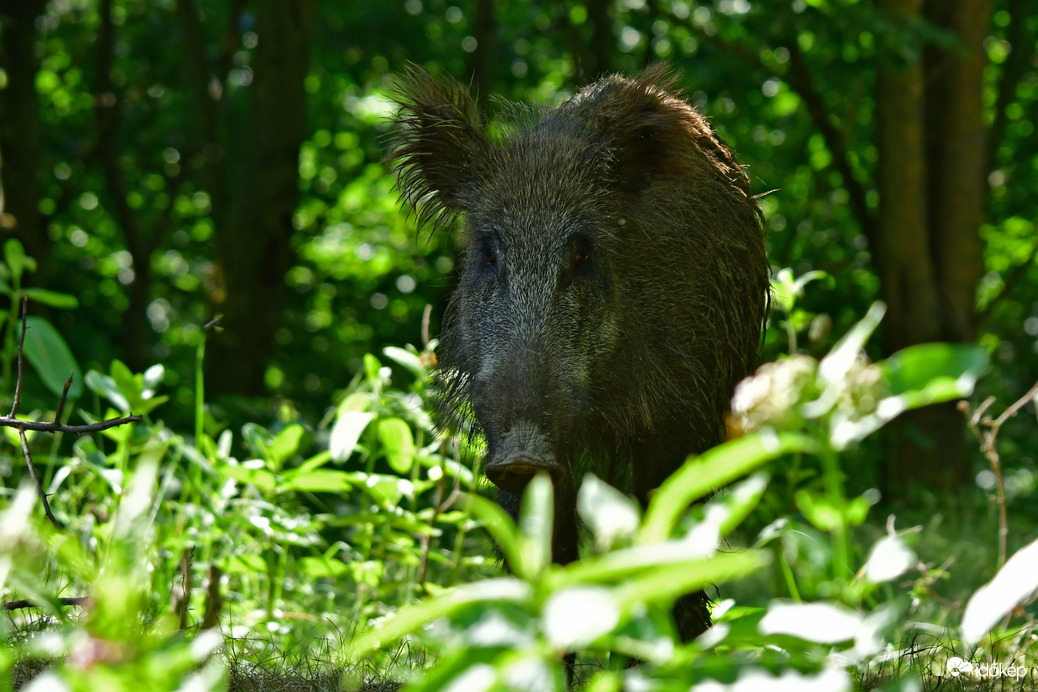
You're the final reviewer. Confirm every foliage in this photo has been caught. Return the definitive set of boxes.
[347,306,1012,691]
[2,275,1037,689]
[2,0,1037,689]
[0,240,82,404]
[4,0,1034,436]
[0,271,487,687]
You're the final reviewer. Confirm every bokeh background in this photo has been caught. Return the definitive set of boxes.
[2,0,1035,503]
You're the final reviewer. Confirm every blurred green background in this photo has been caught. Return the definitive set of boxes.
[1,0,1035,502]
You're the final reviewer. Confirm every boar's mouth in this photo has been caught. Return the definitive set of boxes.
[485,453,565,494]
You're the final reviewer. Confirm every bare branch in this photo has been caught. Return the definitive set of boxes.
[20,429,64,529]
[7,299,144,527]
[2,414,143,434]
[962,378,1038,570]
[55,371,74,423]
[992,378,1038,430]
[3,597,91,611]
[9,295,27,418]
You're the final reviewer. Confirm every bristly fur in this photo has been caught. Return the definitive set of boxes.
[388,64,488,234]
[388,64,769,642]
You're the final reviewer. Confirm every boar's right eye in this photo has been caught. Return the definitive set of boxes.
[482,247,498,272]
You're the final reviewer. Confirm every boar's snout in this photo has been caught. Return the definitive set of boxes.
[485,453,564,494]
[483,426,564,494]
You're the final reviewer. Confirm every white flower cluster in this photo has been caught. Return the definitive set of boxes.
[732,351,886,449]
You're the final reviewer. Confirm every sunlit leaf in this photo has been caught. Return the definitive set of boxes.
[330,411,375,461]
[383,345,425,380]
[881,342,988,402]
[640,432,817,542]
[352,578,534,657]
[759,601,864,644]
[544,587,620,648]
[299,555,349,578]
[518,474,554,579]
[578,474,640,551]
[962,537,1038,645]
[218,463,277,493]
[818,302,885,385]
[270,424,306,466]
[794,490,842,532]
[377,417,415,473]
[465,494,522,575]
[862,534,916,584]
[279,469,356,493]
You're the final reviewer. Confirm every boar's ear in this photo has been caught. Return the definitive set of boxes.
[591,64,711,196]
[390,66,487,231]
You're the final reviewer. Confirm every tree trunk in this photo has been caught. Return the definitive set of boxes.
[0,0,48,276]
[206,0,316,398]
[876,0,940,353]
[876,0,989,498]
[469,0,496,108]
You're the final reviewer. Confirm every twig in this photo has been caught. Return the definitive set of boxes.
[9,295,27,418]
[961,378,1038,570]
[3,597,91,611]
[19,429,64,529]
[54,371,74,423]
[1,415,143,434]
[4,299,143,530]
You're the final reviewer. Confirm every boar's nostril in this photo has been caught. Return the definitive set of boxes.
[484,454,564,494]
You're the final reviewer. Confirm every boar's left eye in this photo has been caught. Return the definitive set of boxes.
[571,237,593,271]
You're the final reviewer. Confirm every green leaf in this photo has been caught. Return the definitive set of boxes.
[23,287,79,310]
[299,555,349,578]
[218,463,277,492]
[578,474,640,551]
[640,432,817,543]
[518,474,554,579]
[363,353,382,382]
[352,578,534,657]
[818,301,885,384]
[20,316,83,398]
[962,537,1038,645]
[881,342,988,402]
[142,364,164,393]
[383,345,426,380]
[377,417,415,474]
[329,410,375,461]
[3,239,26,281]
[110,359,138,400]
[242,423,276,460]
[843,493,874,526]
[554,543,768,594]
[613,551,769,611]
[279,468,357,493]
[544,586,621,648]
[464,494,523,575]
[794,490,842,531]
[225,554,267,575]
[758,601,864,644]
[714,472,770,538]
[354,473,412,504]
[291,450,333,476]
[270,424,306,466]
